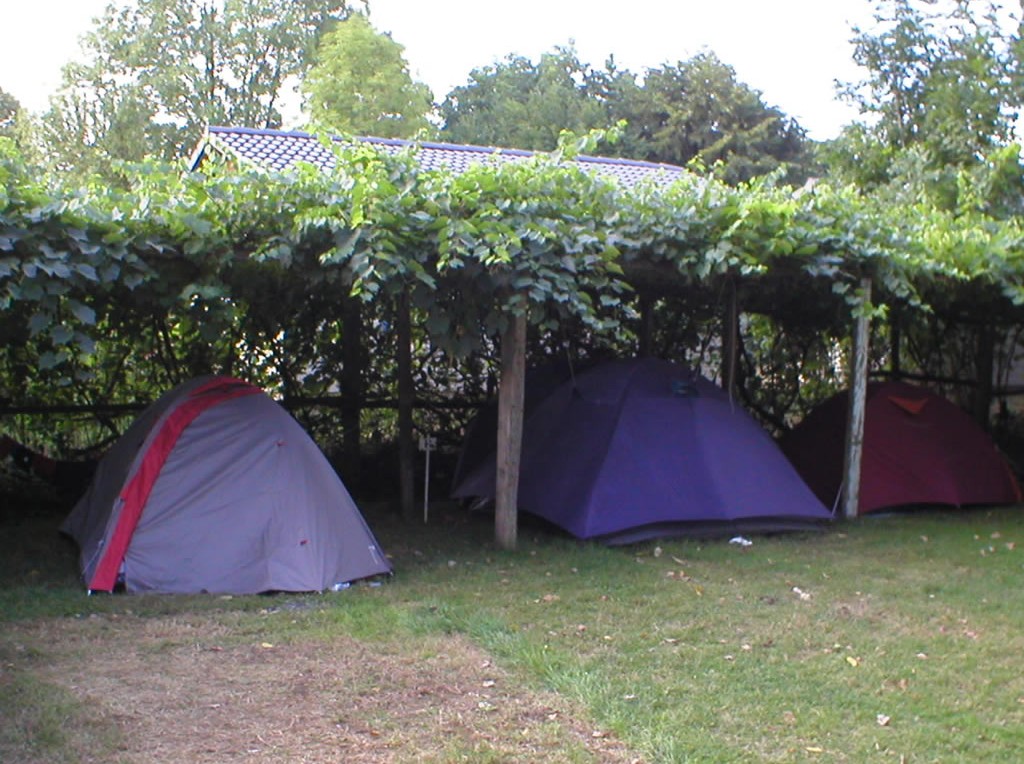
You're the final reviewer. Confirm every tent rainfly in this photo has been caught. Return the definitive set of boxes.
[452,357,832,543]
[61,376,391,594]
[779,380,1022,515]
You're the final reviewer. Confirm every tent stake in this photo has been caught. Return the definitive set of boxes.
[841,277,872,520]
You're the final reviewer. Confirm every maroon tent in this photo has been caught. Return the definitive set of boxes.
[779,381,1021,515]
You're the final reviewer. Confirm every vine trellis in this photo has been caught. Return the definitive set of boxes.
[3,131,1024,545]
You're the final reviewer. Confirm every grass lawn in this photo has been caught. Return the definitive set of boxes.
[2,473,1023,762]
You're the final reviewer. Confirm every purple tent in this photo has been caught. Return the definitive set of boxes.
[450,358,583,495]
[453,358,831,543]
[62,377,391,594]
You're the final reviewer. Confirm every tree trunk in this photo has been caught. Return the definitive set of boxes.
[495,312,527,550]
[638,294,654,357]
[397,291,416,520]
[721,280,739,397]
[340,295,363,491]
[841,277,872,520]
[889,305,902,379]
[974,323,995,432]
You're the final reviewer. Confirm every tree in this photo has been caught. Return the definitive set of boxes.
[40,0,364,183]
[438,46,814,184]
[439,46,627,151]
[0,87,19,138]
[828,0,1020,194]
[303,13,433,139]
[825,0,1024,430]
[617,53,814,185]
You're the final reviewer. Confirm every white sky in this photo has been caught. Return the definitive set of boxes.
[1,0,877,141]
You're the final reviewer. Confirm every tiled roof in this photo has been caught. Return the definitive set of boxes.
[193,126,687,187]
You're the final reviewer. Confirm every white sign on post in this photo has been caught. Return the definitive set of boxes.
[418,434,437,523]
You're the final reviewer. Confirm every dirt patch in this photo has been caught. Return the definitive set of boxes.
[4,614,640,763]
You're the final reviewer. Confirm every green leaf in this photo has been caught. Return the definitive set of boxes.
[68,300,96,325]
[76,263,99,281]
[28,312,49,336]
[425,312,450,336]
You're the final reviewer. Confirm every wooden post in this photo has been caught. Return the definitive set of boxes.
[721,280,739,398]
[841,277,872,520]
[396,290,416,521]
[495,312,527,550]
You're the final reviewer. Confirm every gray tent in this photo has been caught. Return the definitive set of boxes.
[61,377,391,594]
